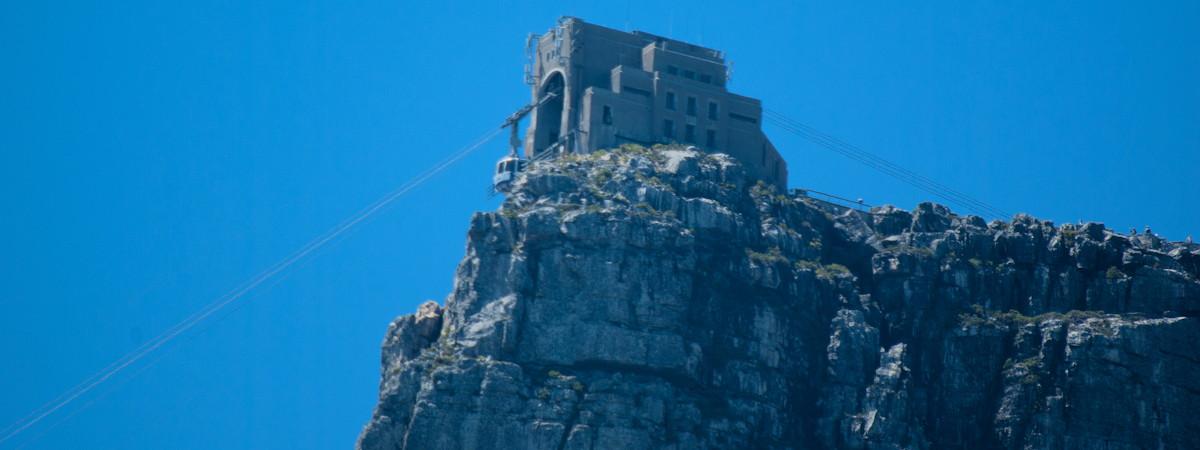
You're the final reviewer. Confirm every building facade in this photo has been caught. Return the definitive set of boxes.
[524,17,788,188]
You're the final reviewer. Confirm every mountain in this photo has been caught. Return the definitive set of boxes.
[357,144,1199,449]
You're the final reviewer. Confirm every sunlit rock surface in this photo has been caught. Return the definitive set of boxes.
[357,145,1199,450]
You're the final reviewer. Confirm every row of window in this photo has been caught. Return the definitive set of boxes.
[664,92,719,120]
[665,65,715,85]
[600,103,714,146]
[662,119,718,147]
[598,105,776,179]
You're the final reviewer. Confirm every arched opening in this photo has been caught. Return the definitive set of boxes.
[533,71,565,155]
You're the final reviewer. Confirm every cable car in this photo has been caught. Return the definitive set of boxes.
[491,90,557,195]
[493,153,526,192]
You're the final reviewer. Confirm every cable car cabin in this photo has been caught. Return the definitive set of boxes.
[493,154,526,192]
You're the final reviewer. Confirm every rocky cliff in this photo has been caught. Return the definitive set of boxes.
[357,144,1199,449]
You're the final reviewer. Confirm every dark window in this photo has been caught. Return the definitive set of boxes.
[730,112,758,124]
[667,65,678,75]
[602,105,612,125]
[685,124,695,142]
[699,73,712,84]
[686,97,697,116]
[622,85,652,97]
[663,119,675,139]
[683,70,695,79]
[706,129,716,147]
[707,102,718,120]
[665,92,676,110]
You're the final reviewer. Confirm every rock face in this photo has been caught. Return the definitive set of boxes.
[357,145,1199,450]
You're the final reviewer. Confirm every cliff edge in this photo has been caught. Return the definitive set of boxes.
[358,145,1199,449]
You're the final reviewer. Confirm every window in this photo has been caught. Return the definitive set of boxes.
[730,113,758,124]
[667,65,678,75]
[707,102,718,120]
[602,105,612,125]
[663,119,675,139]
[699,73,712,84]
[686,96,697,116]
[706,129,716,147]
[683,70,695,79]
[665,92,676,110]
[685,124,695,142]
[622,85,652,97]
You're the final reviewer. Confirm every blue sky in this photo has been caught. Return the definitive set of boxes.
[1,1,1196,448]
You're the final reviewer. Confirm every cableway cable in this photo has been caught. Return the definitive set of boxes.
[763,109,1011,219]
[0,126,505,445]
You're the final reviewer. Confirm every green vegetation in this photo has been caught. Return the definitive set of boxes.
[808,238,823,253]
[747,247,787,265]
[794,260,852,280]
[629,201,676,221]
[613,143,665,163]
[957,305,990,327]
[1060,227,1079,241]
[750,180,776,199]
[431,341,460,368]
[748,181,790,205]
[591,167,613,185]
[905,246,934,257]
[1021,373,1041,386]
[1015,356,1041,369]
[1106,266,1126,280]
[825,263,851,276]
[958,304,1105,328]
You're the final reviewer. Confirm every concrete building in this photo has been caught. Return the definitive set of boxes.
[523,17,788,188]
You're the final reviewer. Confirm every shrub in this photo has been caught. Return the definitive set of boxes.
[958,312,988,327]
[794,260,851,280]
[808,239,823,252]
[794,260,820,272]
[826,263,850,275]
[747,247,787,265]
[1015,356,1041,369]
[750,180,776,198]
[818,263,851,280]
[1060,227,1078,240]
[592,167,613,185]
[960,306,1105,328]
